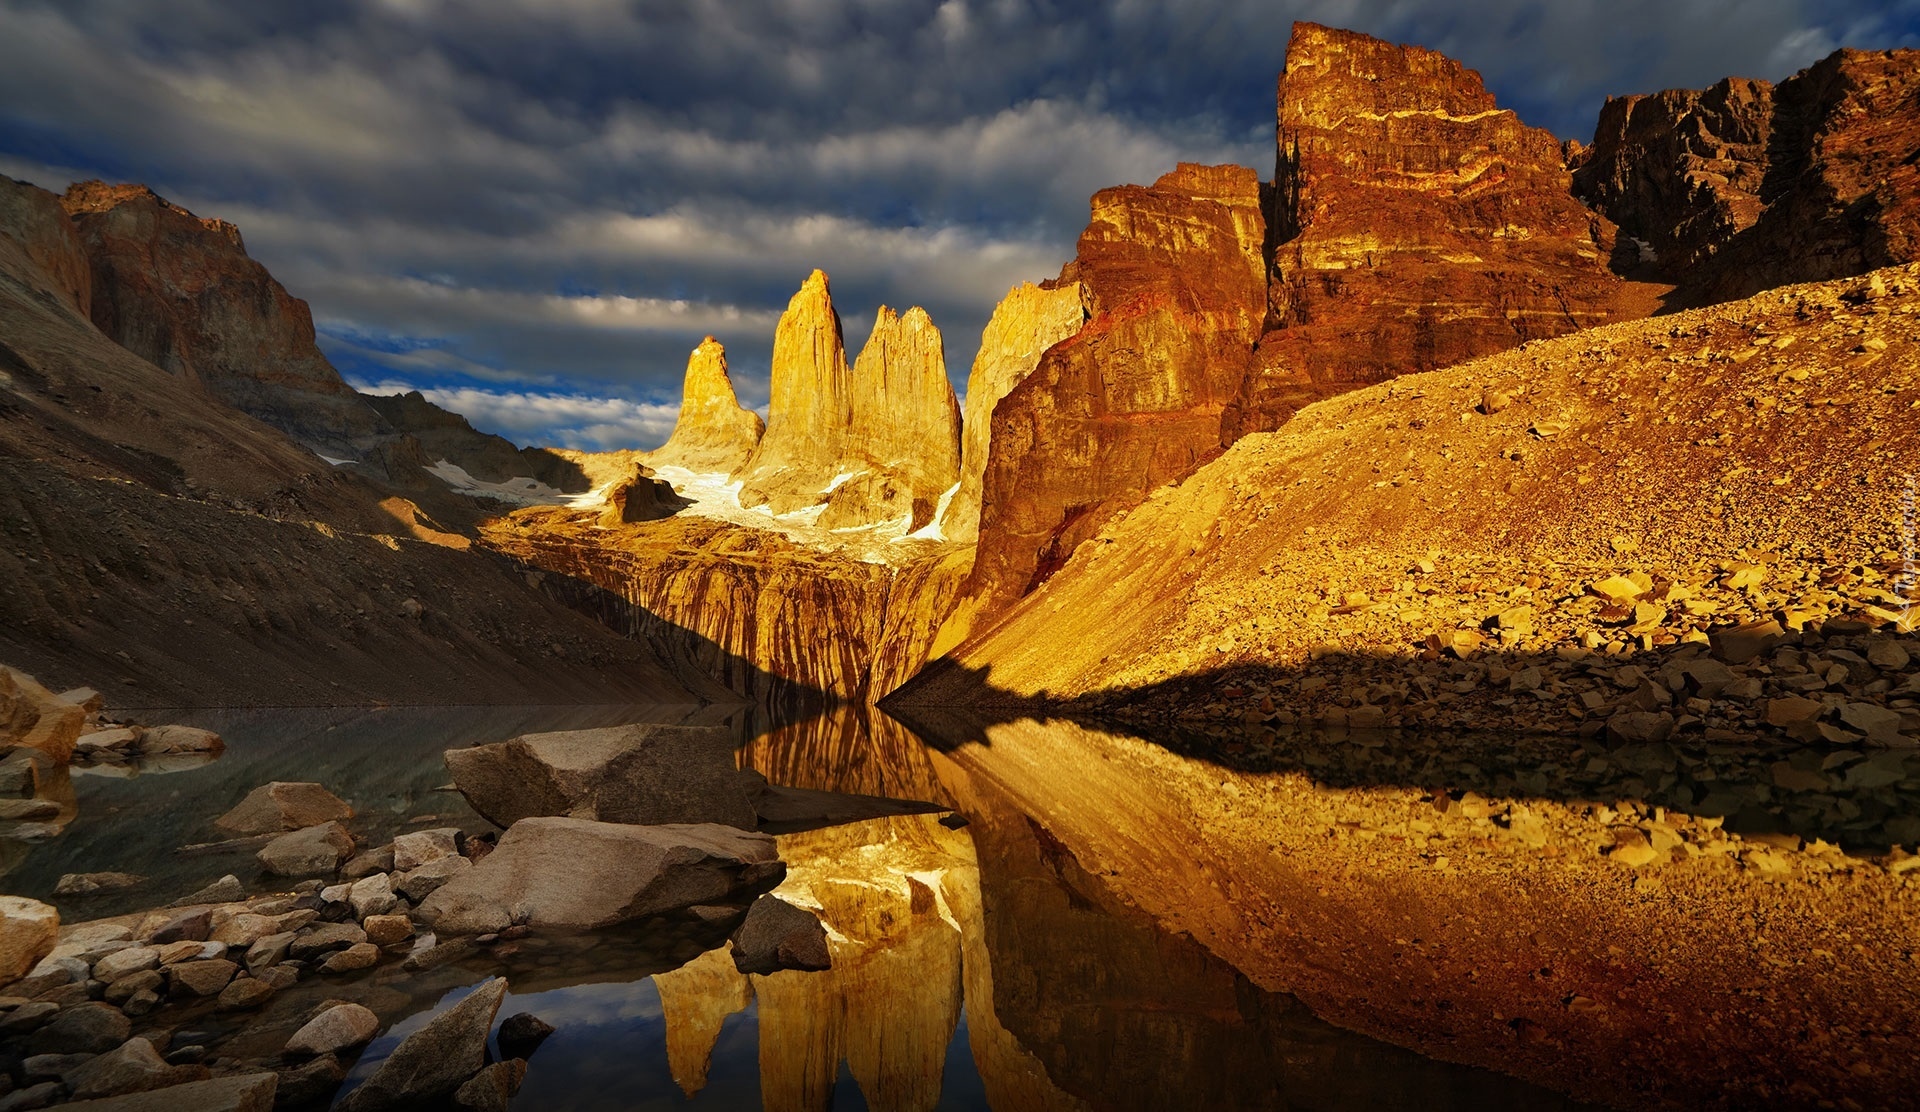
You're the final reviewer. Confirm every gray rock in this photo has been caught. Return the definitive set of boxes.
[27,1003,129,1055]
[0,1081,62,1111]
[288,923,365,960]
[340,978,507,1111]
[166,959,236,998]
[347,874,397,919]
[452,1059,526,1112]
[103,970,164,1005]
[244,932,296,973]
[284,1002,380,1058]
[54,873,145,897]
[169,876,245,908]
[444,724,756,829]
[92,946,160,983]
[342,846,395,881]
[257,823,354,878]
[417,818,782,934]
[23,1051,94,1080]
[65,1037,193,1099]
[394,856,470,902]
[729,895,832,975]
[52,1073,277,1110]
[0,1001,58,1034]
[215,783,351,836]
[392,829,460,872]
[274,1055,347,1108]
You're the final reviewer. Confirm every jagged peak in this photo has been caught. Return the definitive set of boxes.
[60,180,246,251]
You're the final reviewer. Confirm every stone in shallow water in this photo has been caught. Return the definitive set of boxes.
[54,1073,278,1111]
[495,1012,554,1061]
[444,724,757,829]
[0,896,59,984]
[729,895,832,975]
[416,817,782,934]
[257,822,354,878]
[392,828,459,871]
[215,782,352,835]
[451,1058,526,1112]
[284,1002,380,1058]
[340,978,506,1112]
[28,1003,128,1055]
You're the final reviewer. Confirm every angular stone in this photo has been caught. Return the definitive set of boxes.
[395,856,471,902]
[1766,696,1825,726]
[342,846,395,880]
[495,1013,554,1061]
[0,897,60,985]
[348,874,397,919]
[646,336,766,474]
[133,725,222,756]
[1,665,86,762]
[216,783,352,835]
[215,976,274,1011]
[319,943,380,974]
[391,829,460,872]
[1840,702,1906,744]
[1711,619,1786,665]
[729,895,832,975]
[244,932,296,973]
[362,915,413,948]
[65,1037,182,1099]
[103,970,163,1005]
[167,958,236,998]
[146,909,211,945]
[1605,710,1676,745]
[54,873,145,897]
[445,724,756,829]
[452,1059,526,1112]
[285,1002,380,1058]
[91,946,159,983]
[169,876,244,908]
[274,1056,347,1109]
[53,1073,278,1111]
[340,978,506,1112]
[257,822,354,878]
[417,817,781,935]
[288,922,365,960]
[28,1003,129,1054]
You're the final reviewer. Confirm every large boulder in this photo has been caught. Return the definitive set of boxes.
[445,724,757,829]
[340,978,506,1112]
[416,817,782,935]
[256,822,355,878]
[729,895,832,975]
[215,782,352,834]
[57,1073,278,1111]
[0,896,59,985]
[284,1002,380,1058]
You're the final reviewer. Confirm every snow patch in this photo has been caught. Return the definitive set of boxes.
[427,460,578,506]
[317,454,353,467]
[900,480,962,543]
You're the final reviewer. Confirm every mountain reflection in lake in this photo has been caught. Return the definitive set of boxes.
[5,703,1914,1109]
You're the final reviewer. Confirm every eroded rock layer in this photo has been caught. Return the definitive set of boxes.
[647,337,765,474]
[960,163,1267,623]
[939,281,1086,544]
[1221,22,1628,442]
[59,182,387,456]
[1575,47,1920,307]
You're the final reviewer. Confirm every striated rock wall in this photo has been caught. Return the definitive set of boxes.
[959,163,1268,624]
[59,182,388,457]
[1222,22,1628,442]
[938,281,1086,545]
[1571,78,1774,280]
[646,336,764,474]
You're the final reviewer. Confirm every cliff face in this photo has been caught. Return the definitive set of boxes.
[1577,47,1920,307]
[1222,22,1628,442]
[1571,78,1774,279]
[59,182,388,456]
[735,270,854,514]
[960,163,1268,622]
[0,176,90,319]
[938,281,1086,545]
[820,306,961,533]
[646,336,765,474]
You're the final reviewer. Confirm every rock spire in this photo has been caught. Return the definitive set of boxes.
[734,269,854,514]
[648,336,765,474]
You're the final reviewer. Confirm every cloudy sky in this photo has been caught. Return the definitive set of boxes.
[2,0,1915,450]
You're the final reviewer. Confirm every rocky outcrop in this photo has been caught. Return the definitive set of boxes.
[938,281,1086,544]
[596,462,684,526]
[213,782,352,835]
[1221,22,1629,442]
[646,337,764,473]
[734,270,853,514]
[1571,78,1774,280]
[818,306,961,533]
[0,175,90,318]
[59,182,387,457]
[1575,47,1920,307]
[415,818,782,933]
[444,724,759,830]
[960,163,1267,622]
[361,390,591,492]
[733,271,961,531]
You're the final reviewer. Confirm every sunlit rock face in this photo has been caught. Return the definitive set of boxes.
[961,163,1268,622]
[734,271,962,533]
[1221,22,1628,443]
[1574,47,1920,307]
[939,281,1087,546]
[58,182,387,457]
[647,337,765,475]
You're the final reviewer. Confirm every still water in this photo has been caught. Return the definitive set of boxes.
[4,703,1917,1109]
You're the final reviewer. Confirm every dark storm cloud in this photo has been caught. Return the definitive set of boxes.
[1,0,1913,449]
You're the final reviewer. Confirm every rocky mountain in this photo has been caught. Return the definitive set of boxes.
[645,336,764,474]
[1222,22,1636,442]
[899,264,1920,748]
[1573,47,1920,307]
[734,271,961,532]
[0,174,725,706]
[955,163,1268,630]
[58,181,389,458]
[938,281,1086,545]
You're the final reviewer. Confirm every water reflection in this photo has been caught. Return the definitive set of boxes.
[9,703,1912,1108]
